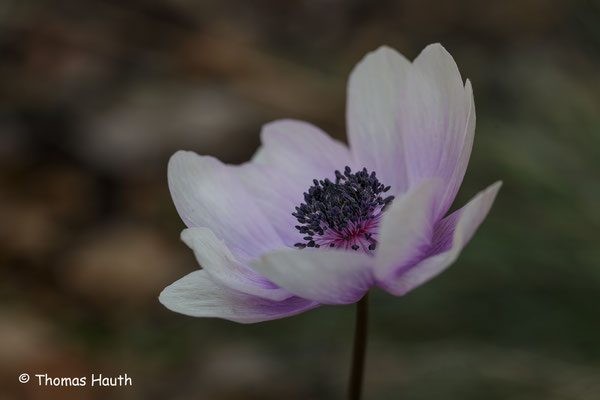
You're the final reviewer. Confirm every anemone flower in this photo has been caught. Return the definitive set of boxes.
[160,43,501,399]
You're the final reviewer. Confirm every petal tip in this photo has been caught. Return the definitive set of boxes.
[489,180,503,194]
[351,44,408,75]
[180,227,199,248]
[465,78,474,93]
[157,281,179,311]
[421,42,449,56]
[168,151,219,176]
[168,149,196,165]
[413,42,463,82]
[371,44,397,56]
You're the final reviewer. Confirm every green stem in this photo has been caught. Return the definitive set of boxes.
[348,293,369,400]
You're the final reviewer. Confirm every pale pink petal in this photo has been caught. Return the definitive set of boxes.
[231,163,301,246]
[168,151,284,260]
[181,228,292,301]
[437,79,475,217]
[400,43,474,217]
[374,179,442,287]
[347,45,411,194]
[378,181,502,296]
[159,270,319,323]
[259,119,355,190]
[251,249,374,305]
[250,145,268,164]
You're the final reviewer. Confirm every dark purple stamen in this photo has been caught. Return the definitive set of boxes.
[292,166,394,252]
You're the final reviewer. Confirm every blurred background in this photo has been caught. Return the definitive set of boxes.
[1,0,599,399]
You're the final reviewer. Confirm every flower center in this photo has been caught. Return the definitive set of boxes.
[292,166,394,253]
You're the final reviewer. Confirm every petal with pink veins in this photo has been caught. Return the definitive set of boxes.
[377,181,502,296]
[168,151,284,260]
[259,119,355,190]
[181,228,292,301]
[347,45,411,195]
[231,163,302,246]
[399,44,474,217]
[374,179,442,287]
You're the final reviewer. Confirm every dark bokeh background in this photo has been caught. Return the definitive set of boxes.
[2,0,600,399]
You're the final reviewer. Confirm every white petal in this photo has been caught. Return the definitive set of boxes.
[168,151,284,260]
[231,163,301,246]
[259,119,354,190]
[437,79,475,217]
[347,45,411,194]
[181,228,292,301]
[159,270,319,323]
[374,179,442,285]
[378,181,502,296]
[251,249,374,305]
[400,43,473,217]
[250,145,268,165]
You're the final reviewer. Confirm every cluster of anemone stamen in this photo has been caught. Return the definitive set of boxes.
[292,166,394,252]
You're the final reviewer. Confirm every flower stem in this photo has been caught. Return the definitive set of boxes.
[348,293,369,400]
